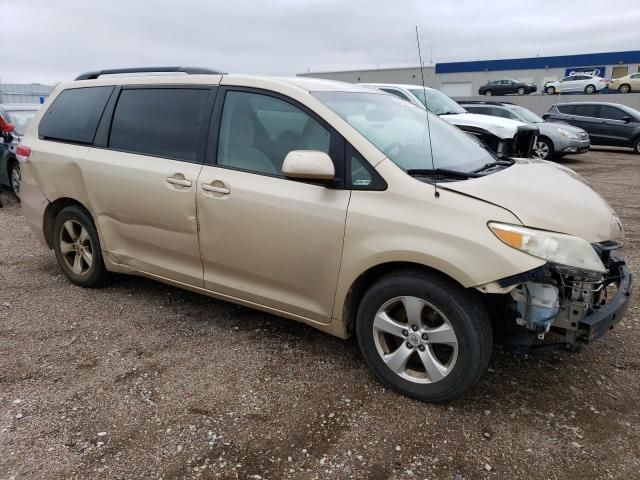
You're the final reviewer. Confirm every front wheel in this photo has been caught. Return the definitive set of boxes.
[546,86,556,95]
[355,270,492,402]
[52,205,110,287]
[517,87,526,95]
[585,84,596,94]
[634,137,640,155]
[9,161,20,200]
[534,137,554,160]
[484,90,493,96]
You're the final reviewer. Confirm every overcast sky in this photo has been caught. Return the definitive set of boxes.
[3,0,639,84]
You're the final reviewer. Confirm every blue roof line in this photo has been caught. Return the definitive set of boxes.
[435,50,640,74]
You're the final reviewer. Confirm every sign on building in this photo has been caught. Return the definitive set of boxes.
[564,66,607,77]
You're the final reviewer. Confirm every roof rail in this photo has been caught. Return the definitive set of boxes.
[75,67,224,81]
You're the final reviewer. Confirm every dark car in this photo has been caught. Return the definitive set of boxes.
[478,79,537,96]
[542,102,640,155]
[1,104,40,198]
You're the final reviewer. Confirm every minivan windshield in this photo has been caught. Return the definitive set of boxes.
[312,91,496,174]
[407,88,467,115]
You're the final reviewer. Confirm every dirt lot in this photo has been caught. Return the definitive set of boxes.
[1,149,639,480]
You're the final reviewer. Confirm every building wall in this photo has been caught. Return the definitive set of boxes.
[0,83,53,104]
[298,66,436,87]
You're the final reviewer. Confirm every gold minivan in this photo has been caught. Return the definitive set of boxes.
[19,68,633,402]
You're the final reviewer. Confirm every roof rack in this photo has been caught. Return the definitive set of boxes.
[75,67,224,81]
[457,100,515,106]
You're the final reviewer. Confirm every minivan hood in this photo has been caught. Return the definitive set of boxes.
[443,159,623,243]
[440,112,527,139]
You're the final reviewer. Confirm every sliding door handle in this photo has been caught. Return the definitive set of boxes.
[201,184,230,195]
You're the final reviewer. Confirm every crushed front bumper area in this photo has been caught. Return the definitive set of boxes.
[576,257,633,343]
[494,244,633,350]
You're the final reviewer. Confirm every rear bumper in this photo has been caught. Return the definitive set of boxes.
[578,261,633,343]
[20,173,49,247]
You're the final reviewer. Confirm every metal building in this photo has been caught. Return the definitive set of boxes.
[298,50,640,97]
[0,83,53,105]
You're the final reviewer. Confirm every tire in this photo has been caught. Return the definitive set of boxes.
[52,205,110,287]
[534,136,555,160]
[484,90,493,97]
[585,84,596,94]
[546,86,556,95]
[619,84,631,94]
[355,270,492,402]
[517,87,526,95]
[634,137,640,155]
[8,160,20,200]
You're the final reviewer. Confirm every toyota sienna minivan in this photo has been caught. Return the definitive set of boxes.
[19,67,634,402]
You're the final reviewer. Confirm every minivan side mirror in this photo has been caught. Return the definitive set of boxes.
[282,150,335,182]
[621,115,632,123]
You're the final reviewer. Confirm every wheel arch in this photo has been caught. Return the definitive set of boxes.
[339,261,466,337]
[42,197,94,249]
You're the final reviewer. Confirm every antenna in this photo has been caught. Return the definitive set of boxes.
[415,26,439,198]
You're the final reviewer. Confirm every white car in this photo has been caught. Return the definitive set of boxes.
[544,74,609,95]
[361,83,538,157]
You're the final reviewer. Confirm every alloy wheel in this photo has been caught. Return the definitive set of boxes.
[59,220,94,276]
[372,296,458,384]
[485,90,493,96]
[517,87,526,95]
[10,163,21,199]
[534,141,550,159]
[585,85,596,94]
[620,84,630,94]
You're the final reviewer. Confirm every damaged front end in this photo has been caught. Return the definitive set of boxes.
[488,242,633,352]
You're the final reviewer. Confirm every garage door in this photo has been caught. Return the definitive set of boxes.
[440,82,472,97]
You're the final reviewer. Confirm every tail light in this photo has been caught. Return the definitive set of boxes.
[16,145,31,162]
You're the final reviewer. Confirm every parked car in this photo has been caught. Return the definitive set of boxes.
[361,83,538,158]
[460,101,590,160]
[478,79,537,96]
[19,67,633,402]
[0,104,40,198]
[544,74,608,95]
[607,73,640,94]
[543,102,640,154]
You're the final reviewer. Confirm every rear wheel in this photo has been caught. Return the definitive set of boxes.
[517,87,526,95]
[534,137,554,160]
[619,84,631,94]
[8,160,20,200]
[355,270,492,402]
[585,84,596,94]
[546,86,556,95]
[484,90,493,96]
[52,206,110,287]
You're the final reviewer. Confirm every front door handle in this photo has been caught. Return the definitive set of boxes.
[201,183,230,195]
[166,176,192,187]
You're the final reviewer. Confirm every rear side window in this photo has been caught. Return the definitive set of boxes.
[465,105,490,115]
[39,86,113,144]
[109,88,209,161]
[573,105,599,118]
[557,105,576,114]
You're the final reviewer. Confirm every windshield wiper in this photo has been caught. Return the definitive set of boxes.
[407,168,479,179]
[470,159,515,174]
[437,111,462,116]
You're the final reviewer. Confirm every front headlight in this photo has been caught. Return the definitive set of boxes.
[488,222,606,274]
[558,128,579,139]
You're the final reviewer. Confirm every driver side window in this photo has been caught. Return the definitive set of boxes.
[216,91,331,176]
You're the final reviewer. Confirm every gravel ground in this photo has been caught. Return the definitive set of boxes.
[1,149,639,480]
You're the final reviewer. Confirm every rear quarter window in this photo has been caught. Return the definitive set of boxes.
[38,86,113,144]
[573,105,600,118]
[557,105,576,114]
